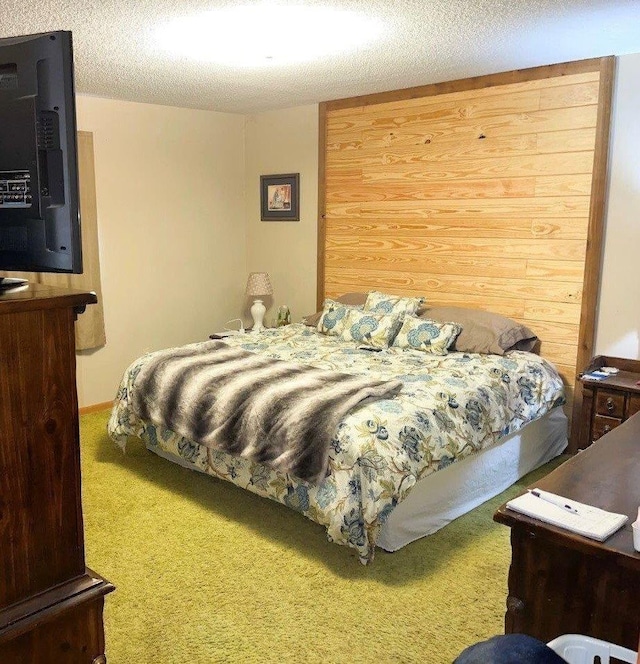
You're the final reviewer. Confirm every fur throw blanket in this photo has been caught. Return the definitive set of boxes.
[131,340,402,483]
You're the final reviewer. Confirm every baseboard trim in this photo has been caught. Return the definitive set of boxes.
[79,401,113,415]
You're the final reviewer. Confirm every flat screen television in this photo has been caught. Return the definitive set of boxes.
[0,30,82,289]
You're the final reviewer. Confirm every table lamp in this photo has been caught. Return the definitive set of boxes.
[245,271,273,333]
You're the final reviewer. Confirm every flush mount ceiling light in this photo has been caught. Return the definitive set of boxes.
[156,4,384,67]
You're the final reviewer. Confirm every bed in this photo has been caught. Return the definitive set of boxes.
[108,59,616,563]
[108,303,567,564]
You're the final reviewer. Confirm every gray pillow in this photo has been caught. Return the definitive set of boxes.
[421,306,538,355]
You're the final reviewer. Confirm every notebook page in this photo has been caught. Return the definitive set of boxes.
[506,491,628,541]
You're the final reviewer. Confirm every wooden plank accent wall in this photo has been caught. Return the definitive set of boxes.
[318,58,614,442]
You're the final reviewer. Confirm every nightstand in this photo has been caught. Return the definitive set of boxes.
[577,355,640,450]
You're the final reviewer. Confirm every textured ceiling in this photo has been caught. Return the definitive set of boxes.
[2,0,640,114]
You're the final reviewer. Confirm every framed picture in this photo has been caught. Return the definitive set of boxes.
[260,173,300,221]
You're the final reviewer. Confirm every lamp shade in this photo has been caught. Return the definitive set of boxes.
[245,272,273,297]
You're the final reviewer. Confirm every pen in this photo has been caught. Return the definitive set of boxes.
[528,488,579,514]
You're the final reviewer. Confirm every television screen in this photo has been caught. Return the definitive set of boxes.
[0,30,82,281]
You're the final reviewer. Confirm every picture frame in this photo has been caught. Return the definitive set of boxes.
[260,173,300,221]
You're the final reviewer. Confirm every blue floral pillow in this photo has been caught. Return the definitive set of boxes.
[364,290,424,316]
[338,309,404,348]
[391,316,462,355]
[317,299,362,336]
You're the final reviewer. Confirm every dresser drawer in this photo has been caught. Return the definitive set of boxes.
[592,415,622,441]
[594,390,625,418]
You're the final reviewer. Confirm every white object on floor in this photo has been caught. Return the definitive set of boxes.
[547,634,637,664]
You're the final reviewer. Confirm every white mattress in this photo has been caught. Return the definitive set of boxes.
[376,407,568,551]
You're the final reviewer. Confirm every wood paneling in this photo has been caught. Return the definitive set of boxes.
[318,58,614,431]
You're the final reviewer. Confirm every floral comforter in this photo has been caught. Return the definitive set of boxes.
[108,323,565,563]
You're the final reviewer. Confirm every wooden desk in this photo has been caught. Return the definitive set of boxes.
[494,413,640,650]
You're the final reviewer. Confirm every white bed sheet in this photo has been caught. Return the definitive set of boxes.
[376,407,568,551]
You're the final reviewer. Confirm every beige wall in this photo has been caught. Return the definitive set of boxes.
[75,53,638,407]
[594,52,640,359]
[75,96,247,407]
[244,105,318,327]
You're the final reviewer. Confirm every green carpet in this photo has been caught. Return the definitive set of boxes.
[80,410,566,664]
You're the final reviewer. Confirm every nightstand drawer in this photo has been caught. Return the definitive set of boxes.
[594,390,625,418]
[592,414,622,441]
[577,356,640,452]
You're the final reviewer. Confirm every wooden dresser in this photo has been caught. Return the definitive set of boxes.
[494,412,640,650]
[0,285,114,663]
[577,355,640,451]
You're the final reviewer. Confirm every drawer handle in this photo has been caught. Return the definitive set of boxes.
[606,398,615,413]
[602,425,612,434]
